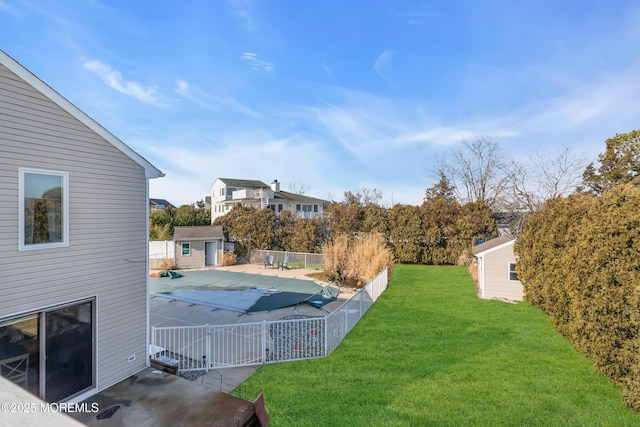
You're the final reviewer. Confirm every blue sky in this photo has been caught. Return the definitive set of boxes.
[2,0,640,206]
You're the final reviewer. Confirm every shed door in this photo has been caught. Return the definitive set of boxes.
[205,241,218,266]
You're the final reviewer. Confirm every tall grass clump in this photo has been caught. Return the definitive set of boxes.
[323,233,393,287]
[322,234,350,276]
[221,251,237,266]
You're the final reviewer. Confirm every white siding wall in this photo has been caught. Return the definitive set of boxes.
[175,240,205,269]
[0,64,148,392]
[480,243,523,301]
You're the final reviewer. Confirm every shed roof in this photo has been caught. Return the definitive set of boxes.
[472,235,515,256]
[0,50,163,179]
[173,226,224,241]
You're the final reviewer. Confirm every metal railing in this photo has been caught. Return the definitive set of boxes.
[150,269,388,372]
[250,249,324,269]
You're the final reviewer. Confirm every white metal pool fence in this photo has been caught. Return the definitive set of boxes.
[150,268,388,372]
[250,249,324,269]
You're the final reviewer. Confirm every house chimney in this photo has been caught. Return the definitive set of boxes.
[271,179,280,192]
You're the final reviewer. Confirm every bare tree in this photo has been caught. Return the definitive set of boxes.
[343,188,384,206]
[288,181,310,195]
[511,146,587,212]
[439,137,512,209]
[505,146,587,235]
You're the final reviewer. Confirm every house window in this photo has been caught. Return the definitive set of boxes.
[508,262,519,281]
[219,188,224,196]
[19,168,69,250]
[313,204,318,213]
[181,243,191,256]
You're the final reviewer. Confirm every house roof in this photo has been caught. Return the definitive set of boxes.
[472,235,515,256]
[214,178,329,204]
[273,191,329,204]
[216,178,269,188]
[173,226,224,241]
[150,198,176,208]
[0,49,163,179]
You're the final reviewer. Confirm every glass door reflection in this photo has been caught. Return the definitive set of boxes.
[0,315,39,396]
[44,301,93,402]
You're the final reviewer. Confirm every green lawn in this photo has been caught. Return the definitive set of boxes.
[237,264,640,426]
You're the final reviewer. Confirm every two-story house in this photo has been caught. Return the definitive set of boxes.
[0,50,163,403]
[210,178,329,222]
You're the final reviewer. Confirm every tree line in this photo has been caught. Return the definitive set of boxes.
[149,200,211,240]
[211,195,497,265]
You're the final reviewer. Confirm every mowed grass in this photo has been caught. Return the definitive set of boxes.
[238,264,640,426]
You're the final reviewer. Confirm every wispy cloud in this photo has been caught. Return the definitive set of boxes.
[395,128,477,146]
[395,128,519,146]
[229,0,256,32]
[240,52,273,72]
[174,79,261,117]
[0,0,21,15]
[175,79,211,108]
[83,60,162,105]
[374,49,394,85]
[322,61,334,80]
[505,69,640,146]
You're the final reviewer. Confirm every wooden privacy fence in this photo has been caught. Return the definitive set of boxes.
[150,269,388,371]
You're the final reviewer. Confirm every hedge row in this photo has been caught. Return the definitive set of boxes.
[515,183,640,410]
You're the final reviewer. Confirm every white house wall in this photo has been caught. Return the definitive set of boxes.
[0,63,149,393]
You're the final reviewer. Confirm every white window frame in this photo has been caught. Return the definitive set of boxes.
[508,262,519,282]
[19,168,69,251]
[181,242,191,256]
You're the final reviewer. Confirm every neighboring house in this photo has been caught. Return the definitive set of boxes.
[173,226,224,269]
[210,178,329,222]
[149,198,175,212]
[0,50,163,403]
[472,235,523,301]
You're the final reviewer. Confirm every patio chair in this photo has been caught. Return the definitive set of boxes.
[0,353,29,387]
[280,255,290,270]
[264,255,274,269]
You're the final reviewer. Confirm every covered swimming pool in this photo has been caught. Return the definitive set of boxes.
[150,270,338,313]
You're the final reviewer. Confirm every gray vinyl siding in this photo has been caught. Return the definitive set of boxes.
[175,240,206,269]
[481,243,523,301]
[0,64,148,392]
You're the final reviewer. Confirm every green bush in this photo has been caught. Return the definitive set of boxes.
[516,184,640,410]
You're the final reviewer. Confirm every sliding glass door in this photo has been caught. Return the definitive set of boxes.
[0,299,94,402]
